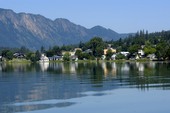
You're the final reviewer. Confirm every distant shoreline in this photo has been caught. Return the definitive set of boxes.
[2,58,170,64]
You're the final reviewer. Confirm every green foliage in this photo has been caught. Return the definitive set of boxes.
[1,29,170,61]
[128,44,140,54]
[115,53,126,60]
[26,51,41,62]
[63,52,71,61]
[26,52,33,60]
[46,50,53,57]
[46,46,61,57]
[155,41,169,60]
[106,49,113,60]
[75,50,82,57]
[30,54,37,62]
[75,50,83,60]
[89,37,105,57]
[144,46,156,56]
[1,50,13,60]
[6,51,13,60]
[35,50,41,61]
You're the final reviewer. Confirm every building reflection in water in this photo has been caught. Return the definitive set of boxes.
[39,62,49,72]
[121,63,130,74]
[136,62,145,76]
[1,61,170,112]
[101,62,117,78]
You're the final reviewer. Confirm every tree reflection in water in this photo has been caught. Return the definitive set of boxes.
[1,61,170,112]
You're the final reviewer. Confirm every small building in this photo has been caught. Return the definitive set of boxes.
[74,48,82,52]
[49,55,62,61]
[71,55,78,61]
[120,52,130,57]
[138,50,145,56]
[13,53,25,59]
[39,54,49,62]
[135,54,140,60]
[147,54,157,60]
[111,54,117,60]
[104,48,116,55]
[84,49,92,54]
[102,55,106,60]
[62,51,75,56]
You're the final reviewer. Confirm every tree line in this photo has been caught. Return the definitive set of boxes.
[1,30,170,62]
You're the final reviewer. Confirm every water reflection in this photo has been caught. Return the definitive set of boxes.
[0,62,170,112]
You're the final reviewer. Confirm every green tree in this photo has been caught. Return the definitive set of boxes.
[156,41,169,60]
[30,53,37,62]
[63,52,71,61]
[82,53,91,60]
[6,51,13,60]
[106,49,113,60]
[26,52,33,60]
[1,50,13,60]
[75,50,83,60]
[115,53,126,60]
[35,50,41,61]
[26,51,40,62]
[128,44,140,54]
[46,50,54,57]
[144,46,156,56]
[89,37,105,57]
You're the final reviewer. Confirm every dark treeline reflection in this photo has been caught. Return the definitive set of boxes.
[0,62,170,112]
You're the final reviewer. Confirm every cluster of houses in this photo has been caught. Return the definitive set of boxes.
[0,44,157,62]
[40,48,83,62]
[39,44,157,62]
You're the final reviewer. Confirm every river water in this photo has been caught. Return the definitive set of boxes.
[0,61,170,113]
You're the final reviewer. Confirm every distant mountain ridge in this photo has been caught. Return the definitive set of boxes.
[0,8,129,50]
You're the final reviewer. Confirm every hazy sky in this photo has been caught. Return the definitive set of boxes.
[0,0,170,33]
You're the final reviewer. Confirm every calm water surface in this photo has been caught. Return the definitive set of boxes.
[0,61,170,113]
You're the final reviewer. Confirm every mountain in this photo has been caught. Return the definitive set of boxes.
[0,8,129,50]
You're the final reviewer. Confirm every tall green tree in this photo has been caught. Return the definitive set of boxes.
[89,37,105,57]
[35,50,41,61]
[156,41,169,60]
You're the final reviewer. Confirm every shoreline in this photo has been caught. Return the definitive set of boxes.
[1,58,170,64]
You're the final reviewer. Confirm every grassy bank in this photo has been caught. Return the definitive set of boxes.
[5,58,31,64]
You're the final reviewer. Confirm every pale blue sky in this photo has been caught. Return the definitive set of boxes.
[0,0,170,33]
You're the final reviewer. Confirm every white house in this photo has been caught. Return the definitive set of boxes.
[39,54,49,62]
[138,50,145,56]
[49,55,62,61]
[111,54,117,60]
[120,52,130,56]
[147,54,157,60]
[104,48,116,55]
